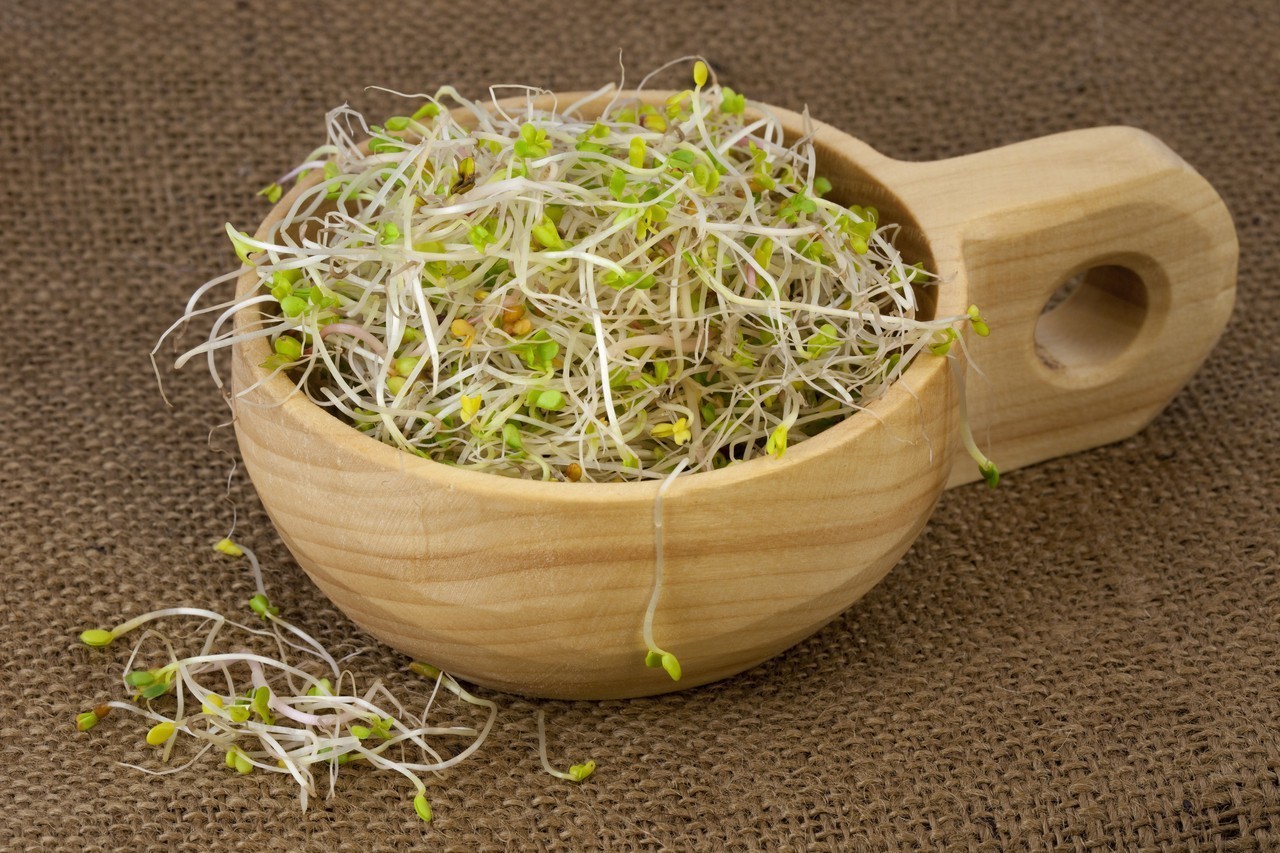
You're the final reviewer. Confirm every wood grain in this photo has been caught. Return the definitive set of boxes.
[231,93,1235,698]
[880,127,1237,486]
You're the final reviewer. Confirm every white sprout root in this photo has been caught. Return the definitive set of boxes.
[162,60,984,483]
[74,542,592,822]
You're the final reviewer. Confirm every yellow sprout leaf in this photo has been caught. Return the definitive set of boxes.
[213,538,243,557]
[651,418,691,446]
[146,722,175,746]
[693,61,708,88]
[766,425,788,459]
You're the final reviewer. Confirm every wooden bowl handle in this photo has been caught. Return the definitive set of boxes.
[886,126,1237,485]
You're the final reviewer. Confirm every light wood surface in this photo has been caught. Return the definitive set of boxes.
[880,128,1238,486]
[230,92,1235,698]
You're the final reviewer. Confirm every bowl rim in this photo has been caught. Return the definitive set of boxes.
[231,89,962,500]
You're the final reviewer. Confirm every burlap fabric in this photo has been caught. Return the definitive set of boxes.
[2,1,1276,849]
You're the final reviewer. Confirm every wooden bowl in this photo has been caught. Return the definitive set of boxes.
[231,92,1236,699]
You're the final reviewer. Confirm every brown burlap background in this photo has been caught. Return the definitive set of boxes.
[2,1,1277,849]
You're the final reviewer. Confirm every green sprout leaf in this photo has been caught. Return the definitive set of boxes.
[967,304,991,337]
[306,678,333,697]
[887,262,926,286]
[468,224,495,252]
[125,670,157,688]
[928,327,958,356]
[248,593,280,620]
[666,148,695,173]
[752,237,774,270]
[411,102,440,120]
[805,323,840,360]
[259,353,292,372]
[641,112,667,132]
[514,123,550,159]
[230,748,254,775]
[225,224,259,265]
[251,685,274,724]
[414,792,433,822]
[279,295,308,318]
[274,337,303,360]
[140,682,171,700]
[779,192,817,223]
[602,270,656,290]
[531,217,565,251]
[796,238,826,263]
[569,760,597,782]
[609,168,627,200]
[529,389,566,412]
[79,629,115,648]
[720,86,745,115]
[512,330,559,372]
[502,423,524,452]
[692,162,720,194]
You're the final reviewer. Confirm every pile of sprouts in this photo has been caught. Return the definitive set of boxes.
[76,540,594,823]
[110,59,999,824]
[165,59,994,483]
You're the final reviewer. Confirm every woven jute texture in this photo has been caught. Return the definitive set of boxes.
[2,1,1277,849]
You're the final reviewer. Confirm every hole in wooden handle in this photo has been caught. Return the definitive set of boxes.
[1035,264,1148,376]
